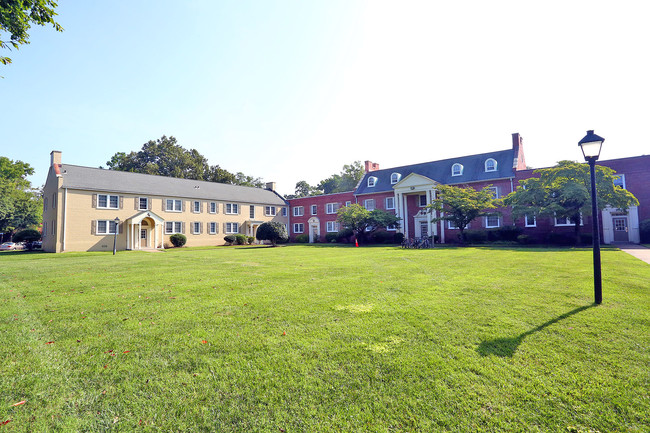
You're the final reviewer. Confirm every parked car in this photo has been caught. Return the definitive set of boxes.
[32,241,43,250]
[0,242,18,251]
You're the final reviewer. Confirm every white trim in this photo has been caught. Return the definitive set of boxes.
[97,194,119,209]
[293,206,304,217]
[165,221,182,234]
[487,186,499,199]
[209,202,217,214]
[613,174,626,189]
[390,173,401,184]
[192,200,201,213]
[293,223,304,233]
[166,199,182,212]
[364,199,375,211]
[524,214,537,227]
[311,205,317,215]
[62,188,67,252]
[96,219,118,235]
[385,197,395,210]
[326,221,339,232]
[485,158,497,172]
[209,222,217,234]
[225,222,239,233]
[451,163,463,176]
[326,203,339,214]
[265,206,277,216]
[485,215,500,228]
[138,197,149,211]
[367,176,377,187]
[225,203,239,215]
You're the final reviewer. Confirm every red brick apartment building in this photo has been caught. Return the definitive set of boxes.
[287,133,648,244]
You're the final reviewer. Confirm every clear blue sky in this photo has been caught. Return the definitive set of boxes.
[2,0,649,195]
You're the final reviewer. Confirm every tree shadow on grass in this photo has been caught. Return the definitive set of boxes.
[476,304,595,357]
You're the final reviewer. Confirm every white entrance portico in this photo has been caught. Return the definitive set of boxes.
[308,217,320,243]
[126,211,165,250]
[392,173,440,241]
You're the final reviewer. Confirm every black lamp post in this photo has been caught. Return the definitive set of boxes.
[113,217,120,256]
[578,130,604,304]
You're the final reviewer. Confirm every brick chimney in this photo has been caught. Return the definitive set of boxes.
[364,160,380,173]
[511,133,527,171]
[51,150,62,176]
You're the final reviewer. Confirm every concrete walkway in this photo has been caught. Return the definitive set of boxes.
[618,244,650,265]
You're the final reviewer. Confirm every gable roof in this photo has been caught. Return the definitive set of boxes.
[59,164,287,205]
[355,149,515,195]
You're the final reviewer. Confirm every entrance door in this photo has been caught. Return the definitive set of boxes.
[140,229,148,248]
[420,222,428,238]
[612,217,629,242]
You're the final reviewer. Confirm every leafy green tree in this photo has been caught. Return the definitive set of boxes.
[426,184,498,244]
[12,228,40,242]
[336,204,400,243]
[1,0,63,66]
[316,161,364,194]
[503,160,639,242]
[0,157,42,236]
[233,172,265,189]
[256,221,288,246]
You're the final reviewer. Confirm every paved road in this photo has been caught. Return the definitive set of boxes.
[619,244,650,265]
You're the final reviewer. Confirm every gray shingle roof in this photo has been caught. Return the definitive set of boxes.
[60,164,287,205]
[355,149,515,195]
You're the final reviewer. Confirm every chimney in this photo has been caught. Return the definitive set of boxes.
[50,150,62,166]
[511,133,527,171]
[265,182,276,191]
[364,160,380,173]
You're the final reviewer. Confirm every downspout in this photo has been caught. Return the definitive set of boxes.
[62,188,68,252]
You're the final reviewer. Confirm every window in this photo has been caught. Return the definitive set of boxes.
[250,205,255,218]
[293,206,304,217]
[311,205,317,215]
[42,224,47,237]
[487,187,499,199]
[192,222,201,234]
[485,215,500,228]
[225,203,239,214]
[390,173,401,184]
[210,202,217,214]
[326,203,339,214]
[96,219,118,235]
[166,199,182,212]
[367,176,377,187]
[98,194,119,209]
[44,197,48,210]
[364,199,375,211]
[452,163,463,176]
[448,220,468,230]
[209,222,217,234]
[165,221,182,234]
[485,158,497,172]
[225,222,239,233]
[419,195,427,207]
[613,174,626,189]
[345,201,351,207]
[138,197,149,210]
[326,221,340,232]
[282,207,287,217]
[265,206,276,216]
[193,201,201,213]
[554,215,582,226]
[525,214,537,227]
[293,223,304,233]
[52,193,56,209]
[385,197,395,210]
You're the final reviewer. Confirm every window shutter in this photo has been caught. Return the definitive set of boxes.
[200,223,203,234]
[119,196,124,209]
[91,220,96,235]
[206,222,210,234]
[216,202,219,214]
[92,194,97,208]
[181,222,186,234]
[223,203,227,214]
[237,204,241,215]
[182,201,186,212]
[223,223,227,233]
[148,198,152,210]
[216,223,219,234]
[201,202,204,213]
[119,222,124,234]
[135,198,139,210]
[162,200,166,212]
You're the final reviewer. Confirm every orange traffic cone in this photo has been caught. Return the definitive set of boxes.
[355,238,359,247]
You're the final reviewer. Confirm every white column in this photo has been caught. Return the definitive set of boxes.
[138,222,142,249]
[396,192,403,233]
[403,193,409,239]
[126,222,130,250]
[154,223,158,249]
[427,189,434,239]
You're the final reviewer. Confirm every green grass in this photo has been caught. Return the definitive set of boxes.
[1,245,648,432]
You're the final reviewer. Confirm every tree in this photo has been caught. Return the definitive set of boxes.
[256,221,288,246]
[426,184,498,244]
[503,160,639,243]
[336,204,400,243]
[316,161,365,194]
[0,157,42,236]
[106,136,265,187]
[1,0,63,66]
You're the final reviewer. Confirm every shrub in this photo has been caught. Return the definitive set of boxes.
[579,233,593,245]
[247,236,255,245]
[336,228,354,243]
[370,230,395,244]
[224,235,236,245]
[546,232,576,246]
[13,229,41,243]
[517,234,532,245]
[325,233,338,243]
[295,234,309,243]
[433,234,440,243]
[394,232,405,244]
[462,230,488,244]
[170,233,187,247]
[495,225,523,242]
[235,234,247,245]
[256,222,289,246]
[640,219,650,243]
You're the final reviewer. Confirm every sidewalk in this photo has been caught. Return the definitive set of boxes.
[618,244,650,265]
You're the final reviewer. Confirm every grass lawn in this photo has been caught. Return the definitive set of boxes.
[1,245,648,432]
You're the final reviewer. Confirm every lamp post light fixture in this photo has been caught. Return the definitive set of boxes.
[113,217,120,256]
[578,130,604,304]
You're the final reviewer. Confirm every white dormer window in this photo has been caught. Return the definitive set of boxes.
[368,176,377,187]
[390,173,401,184]
[452,163,463,176]
[485,158,497,172]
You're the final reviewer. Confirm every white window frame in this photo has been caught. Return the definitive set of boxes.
[225,203,239,215]
[385,197,395,210]
[367,176,377,187]
[345,201,351,207]
[209,222,217,234]
[311,205,317,215]
[448,220,468,230]
[326,203,339,214]
[265,206,277,216]
[525,214,537,227]
[165,221,182,234]
[390,173,401,184]
[485,158,497,172]
[192,201,201,213]
[487,187,499,199]
[452,163,463,177]
[613,174,626,189]
[96,220,118,235]
[225,222,239,234]
[418,195,427,207]
[192,222,201,234]
[138,197,149,210]
[326,221,339,232]
[554,214,583,227]
[364,199,375,211]
[293,223,304,234]
[166,199,182,212]
[250,205,255,219]
[485,215,500,228]
[209,202,217,214]
[98,194,119,209]
[293,206,304,217]
[282,207,287,217]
